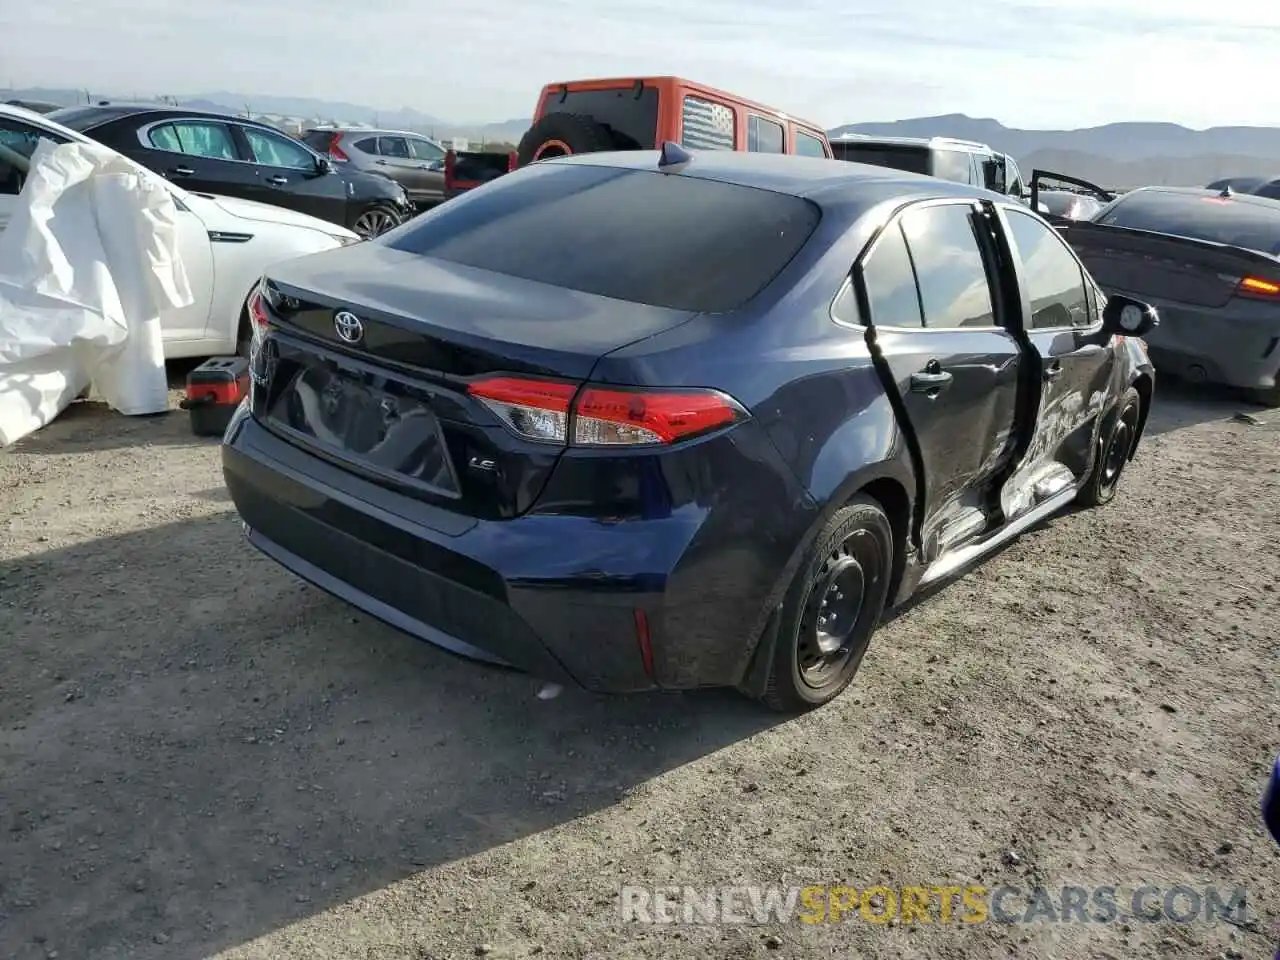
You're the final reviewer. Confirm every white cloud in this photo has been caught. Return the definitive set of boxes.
[3,0,1279,128]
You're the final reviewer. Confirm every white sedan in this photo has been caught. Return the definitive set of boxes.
[0,103,358,358]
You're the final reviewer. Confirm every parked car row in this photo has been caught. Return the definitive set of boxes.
[0,102,358,358]
[44,104,416,239]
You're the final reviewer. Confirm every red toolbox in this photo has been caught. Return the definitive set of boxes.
[180,356,250,437]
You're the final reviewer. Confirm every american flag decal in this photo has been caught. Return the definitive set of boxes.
[681,96,736,151]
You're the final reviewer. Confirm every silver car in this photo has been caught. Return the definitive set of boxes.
[302,127,446,209]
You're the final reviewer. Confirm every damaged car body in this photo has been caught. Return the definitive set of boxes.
[221,149,1156,712]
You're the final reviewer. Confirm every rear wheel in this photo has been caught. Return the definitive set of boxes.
[516,113,618,167]
[760,497,894,713]
[352,202,402,239]
[1077,386,1141,507]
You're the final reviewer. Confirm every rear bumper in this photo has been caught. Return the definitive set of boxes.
[222,412,664,692]
[1135,299,1280,391]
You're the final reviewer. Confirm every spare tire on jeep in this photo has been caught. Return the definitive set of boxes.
[516,112,618,166]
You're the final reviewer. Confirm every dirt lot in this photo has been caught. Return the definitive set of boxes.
[1,380,1277,960]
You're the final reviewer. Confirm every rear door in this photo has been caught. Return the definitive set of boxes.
[858,199,1024,555]
[140,118,256,197]
[236,123,347,223]
[994,204,1115,513]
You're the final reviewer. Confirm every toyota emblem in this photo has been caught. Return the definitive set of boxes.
[334,310,364,344]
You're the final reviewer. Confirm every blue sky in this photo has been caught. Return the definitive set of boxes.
[3,0,1278,128]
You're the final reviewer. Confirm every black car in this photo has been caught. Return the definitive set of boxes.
[45,104,414,238]
[1034,168,1280,406]
[222,147,1157,712]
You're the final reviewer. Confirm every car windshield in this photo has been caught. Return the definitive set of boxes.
[384,162,821,313]
[1097,190,1280,256]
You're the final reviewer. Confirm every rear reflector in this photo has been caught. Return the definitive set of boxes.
[466,375,747,447]
[1239,276,1280,299]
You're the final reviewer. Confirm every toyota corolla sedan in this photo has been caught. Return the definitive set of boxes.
[222,148,1156,712]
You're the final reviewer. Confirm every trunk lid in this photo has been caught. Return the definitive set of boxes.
[1062,220,1280,309]
[251,242,696,519]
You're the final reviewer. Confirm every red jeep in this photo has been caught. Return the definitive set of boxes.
[445,76,833,198]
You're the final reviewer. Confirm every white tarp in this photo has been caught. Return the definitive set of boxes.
[0,138,193,446]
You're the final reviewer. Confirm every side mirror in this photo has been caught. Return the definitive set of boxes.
[315,155,332,175]
[1102,294,1159,337]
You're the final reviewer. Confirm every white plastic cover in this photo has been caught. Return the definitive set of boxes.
[0,138,193,445]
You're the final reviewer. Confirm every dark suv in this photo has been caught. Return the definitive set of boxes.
[46,104,414,238]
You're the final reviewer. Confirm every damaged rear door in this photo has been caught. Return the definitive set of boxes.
[857,198,1024,561]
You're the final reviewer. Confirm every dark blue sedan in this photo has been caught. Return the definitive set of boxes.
[221,146,1156,711]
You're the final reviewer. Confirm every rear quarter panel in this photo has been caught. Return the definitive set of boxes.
[590,198,917,681]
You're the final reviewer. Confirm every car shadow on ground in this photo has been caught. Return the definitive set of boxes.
[1143,377,1271,437]
[0,514,781,960]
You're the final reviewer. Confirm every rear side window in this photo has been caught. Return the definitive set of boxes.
[1004,208,1091,328]
[682,96,736,151]
[1100,190,1280,255]
[541,87,659,150]
[859,223,924,328]
[748,116,784,153]
[352,137,378,154]
[795,131,827,158]
[385,163,820,313]
[933,150,973,184]
[899,203,996,328]
[378,136,410,159]
[832,142,929,175]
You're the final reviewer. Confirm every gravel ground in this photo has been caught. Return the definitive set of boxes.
[1,379,1277,960]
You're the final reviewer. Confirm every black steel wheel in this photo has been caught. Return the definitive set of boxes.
[761,496,895,712]
[1077,386,1141,507]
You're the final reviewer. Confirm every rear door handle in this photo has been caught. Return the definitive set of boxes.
[374,159,388,165]
[169,166,195,177]
[265,175,288,186]
[909,370,954,393]
[1044,363,1064,381]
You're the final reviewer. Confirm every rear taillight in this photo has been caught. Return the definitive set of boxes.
[1238,276,1280,300]
[327,134,349,162]
[444,150,457,188]
[507,150,518,172]
[466,375,747,447]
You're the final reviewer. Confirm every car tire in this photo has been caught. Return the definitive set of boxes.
[352,202,403,239]
[516,113,618,167]
[760,496,895,713]
[1076,386,1141,507]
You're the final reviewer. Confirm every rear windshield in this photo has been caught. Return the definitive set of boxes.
[44,106,139,131]
[385,162,821,313]
[539,87,659,150]
[831,142,930,175]
[1098,190,1280,255]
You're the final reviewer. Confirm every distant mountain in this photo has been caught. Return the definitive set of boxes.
[828,114,1280,187]
[1,86,529,143]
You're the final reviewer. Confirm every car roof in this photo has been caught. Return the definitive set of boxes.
[48,102,276,127]
[309,126,436,139]
[544,149,1009,210]
[831,133,994,153]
